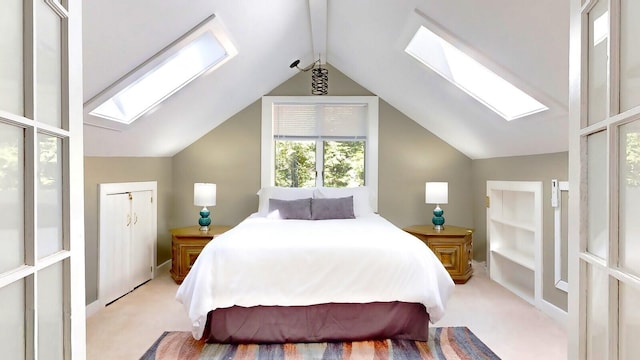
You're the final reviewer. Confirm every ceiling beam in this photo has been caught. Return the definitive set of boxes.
[308,0,327,63]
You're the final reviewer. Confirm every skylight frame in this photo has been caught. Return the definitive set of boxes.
[84,14,237,131]
[405,24,549,121]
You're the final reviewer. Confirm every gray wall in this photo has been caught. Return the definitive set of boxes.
[171,65,473,230]
[83,64,567,312]
[83,157,173,304]
[471,152,568,311]
[171,102,261,228]
[378,102,473,229]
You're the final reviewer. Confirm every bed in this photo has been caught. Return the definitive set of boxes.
[176,186,455,343]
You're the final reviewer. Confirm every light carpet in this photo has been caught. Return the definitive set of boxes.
[140,326,500,359]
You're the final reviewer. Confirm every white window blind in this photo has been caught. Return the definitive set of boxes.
[273,103,367,139]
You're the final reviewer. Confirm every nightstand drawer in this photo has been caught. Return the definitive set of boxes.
[429,244,462,273]
[177,239,212,274]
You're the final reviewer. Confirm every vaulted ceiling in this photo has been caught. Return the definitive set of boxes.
[82,0,569,159]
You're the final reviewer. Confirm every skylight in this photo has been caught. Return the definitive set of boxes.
[85,14,237,129]
[405,26,548,121]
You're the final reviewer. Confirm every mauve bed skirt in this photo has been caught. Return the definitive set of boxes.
[202,301,430,344]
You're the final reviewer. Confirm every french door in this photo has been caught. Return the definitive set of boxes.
[0,0,84,359]
[569,0,640,358]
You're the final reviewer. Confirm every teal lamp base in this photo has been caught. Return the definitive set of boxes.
[198,207,211,232]
[432,205,445,231]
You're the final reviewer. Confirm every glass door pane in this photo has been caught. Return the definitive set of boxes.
[620,0,640,113]
[588,0,609,126]
[36,0,62,127]
[619,120,640,276]
[620,282,640,360]
[587,131,608,259]
[37,134,63,258]
[586,264,608,359]
[0,0,24,115]
[0,279,26,360]
[38,262,65,360]
[0,123,25,273]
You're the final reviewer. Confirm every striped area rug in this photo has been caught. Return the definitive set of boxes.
[140,327,500,360]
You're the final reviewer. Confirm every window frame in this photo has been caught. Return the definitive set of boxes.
[405,25,548,121]
[261,96,378,211]
[83,14,237,131]
[0,0,85,357]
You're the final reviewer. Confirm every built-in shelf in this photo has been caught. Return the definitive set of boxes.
[491,248,535,270]
[489,217,536,233]
[487,180,542,310]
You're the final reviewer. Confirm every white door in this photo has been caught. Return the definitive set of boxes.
[569,0,640,358]
[0,0,84,358]
[130,190,154,288]
[102,193,132,304]
[98,182,157,306]
[101,190,154,304]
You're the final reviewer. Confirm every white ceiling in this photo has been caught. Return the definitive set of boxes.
[82,0,569,159]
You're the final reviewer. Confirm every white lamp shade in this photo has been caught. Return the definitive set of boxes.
[425,182,448,204]
[194,183,217,206]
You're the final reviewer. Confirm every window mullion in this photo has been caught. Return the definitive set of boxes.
[26,274,36,360]
[24,0,36,120]
[25,127,36,266]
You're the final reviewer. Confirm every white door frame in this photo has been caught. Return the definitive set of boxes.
[552,180,569,292]
[569,0,640,358]
[0,0,85,358]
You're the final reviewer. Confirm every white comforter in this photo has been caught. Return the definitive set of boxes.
[176,214,455,339]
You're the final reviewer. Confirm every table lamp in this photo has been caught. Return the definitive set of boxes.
[425,182,448,231]
[194,183,216,231]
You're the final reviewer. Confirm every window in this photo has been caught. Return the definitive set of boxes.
[262,96,378,209]
[272,103,366,187]
[84,14,237,130]
[405,25,548,121]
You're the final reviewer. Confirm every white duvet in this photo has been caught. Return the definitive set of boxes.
[176,214,455,339]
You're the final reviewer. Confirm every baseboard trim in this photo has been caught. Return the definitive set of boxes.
[86,260,171,318]
[156,259,171,275]
[85,299,103,318]
[541,299,568,329]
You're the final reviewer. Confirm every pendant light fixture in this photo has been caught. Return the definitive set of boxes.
[289,57,328,95]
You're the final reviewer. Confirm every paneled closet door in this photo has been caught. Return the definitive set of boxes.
[102,193,133,305]
[98,181,157,307]
[569,0,640,358]
[130,191,154,289]
[0,0,84,358]
[101,191,154,304]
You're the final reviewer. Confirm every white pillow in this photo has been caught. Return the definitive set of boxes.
[256,186,316,216]
[314,186,374,217]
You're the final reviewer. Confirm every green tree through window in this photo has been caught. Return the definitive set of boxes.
[323,141,364,187]
[275,140,315,187]
[274,140,365,188]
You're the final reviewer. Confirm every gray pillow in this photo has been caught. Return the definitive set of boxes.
[311,196,355,220]
[268,198,312,219]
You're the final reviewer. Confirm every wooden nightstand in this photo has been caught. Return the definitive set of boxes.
[403,225,473,284]
[169,225,232,284]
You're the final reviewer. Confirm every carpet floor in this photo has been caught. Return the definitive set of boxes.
[140,326,500,360]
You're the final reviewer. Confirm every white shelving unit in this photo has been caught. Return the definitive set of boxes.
[486,181,542,307]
